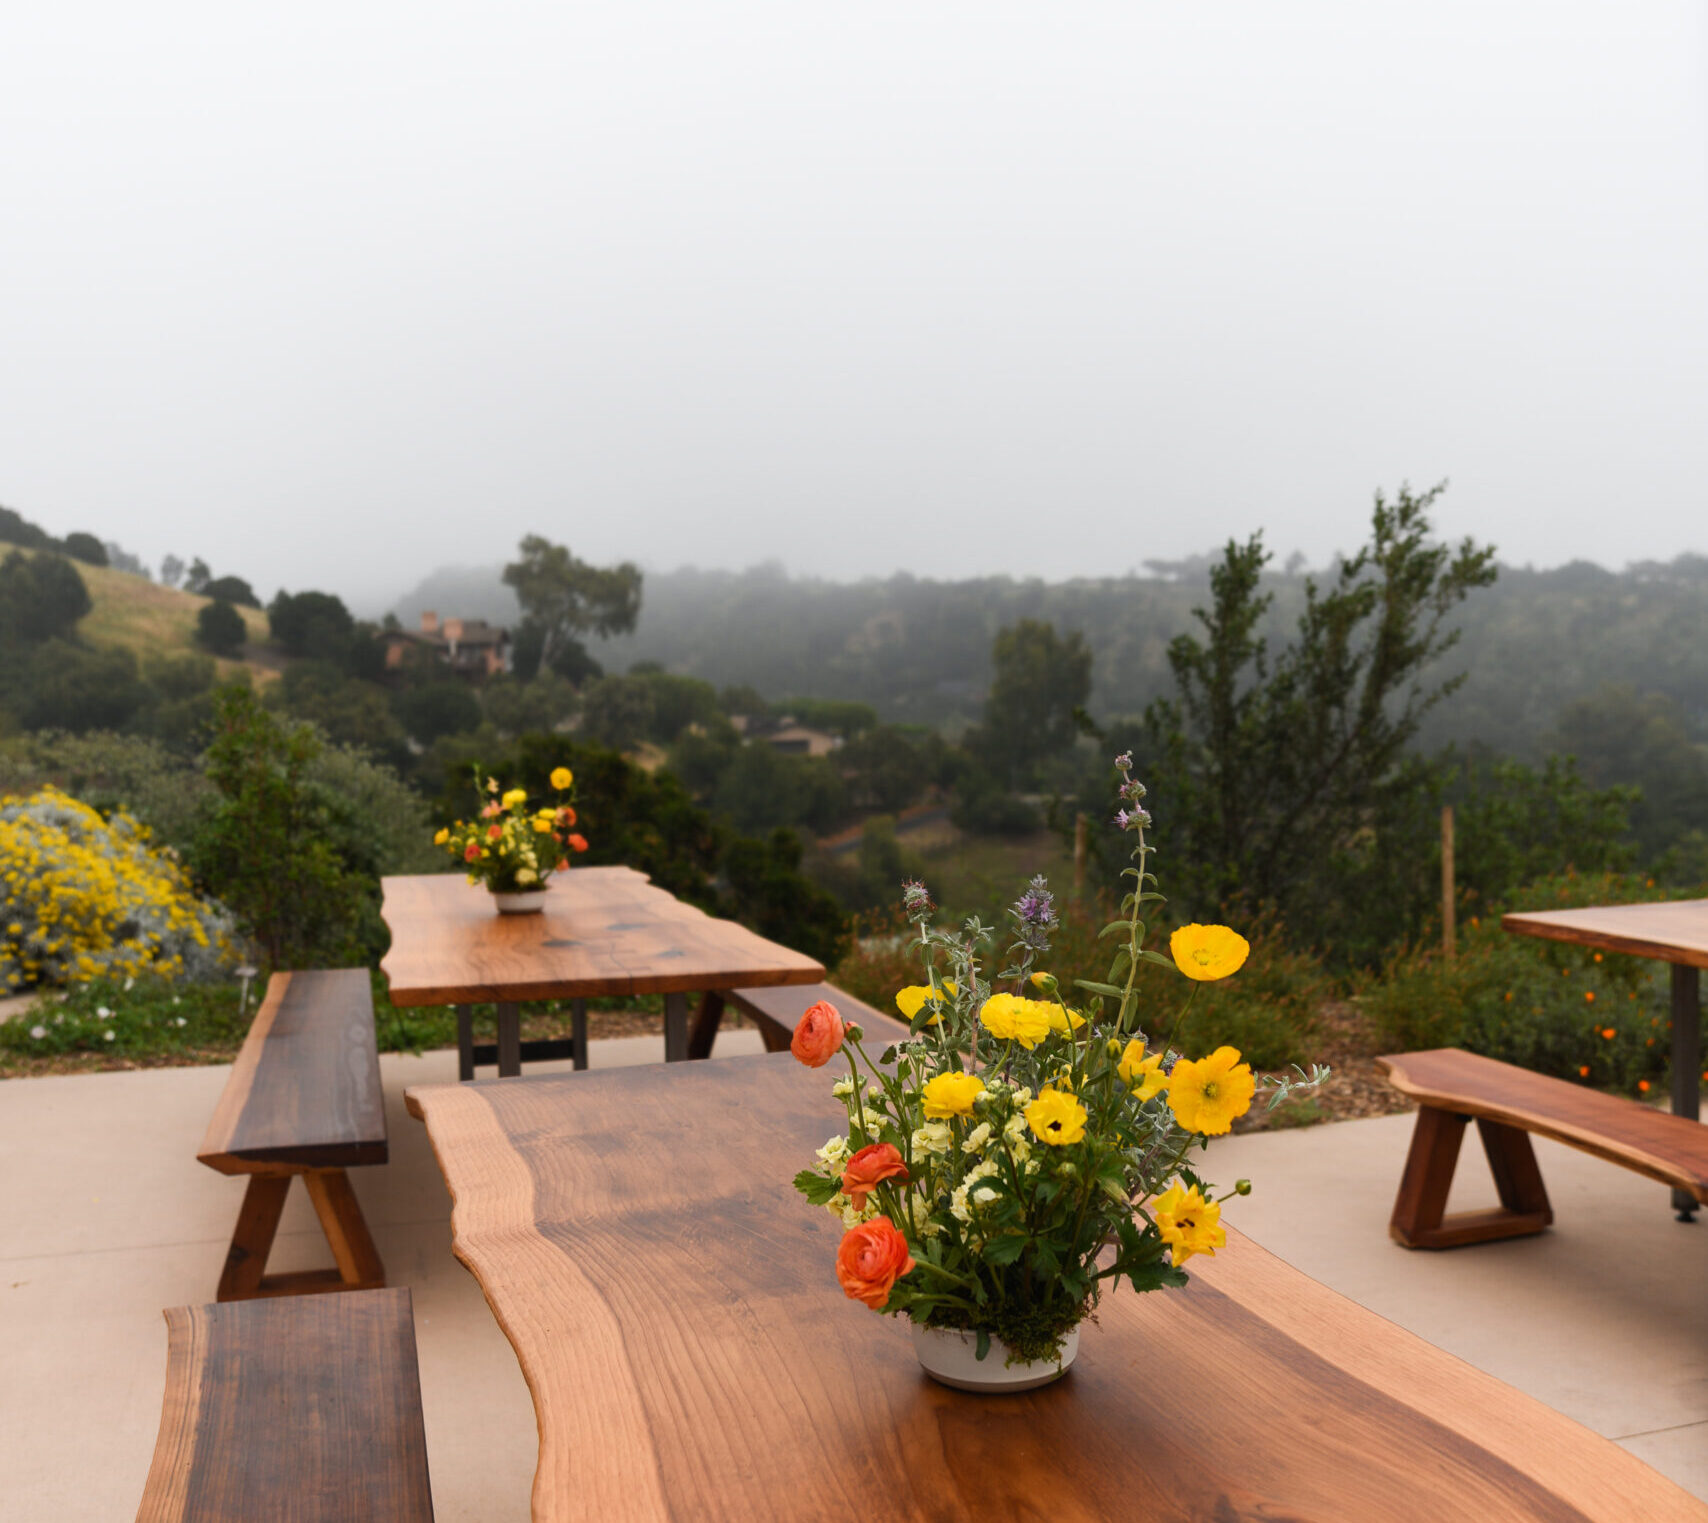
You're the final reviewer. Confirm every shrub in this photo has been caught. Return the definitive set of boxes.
[200,575,259,608]
[0,787,236,992]
[60,531,108,567]
[0,550,91,645]
[0,731,216,851]
[196,599,248,656]
[1363,871,1695,1094]
[21,640,150,733]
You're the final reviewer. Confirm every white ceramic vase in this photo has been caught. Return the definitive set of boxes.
[911,1323,1079,1393]
[491,890,547,915]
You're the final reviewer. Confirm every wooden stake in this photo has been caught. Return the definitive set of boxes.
[1073,813,1089,900]
[1441,805,1456,960]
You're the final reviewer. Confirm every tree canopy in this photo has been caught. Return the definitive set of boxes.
[502,535,641,683]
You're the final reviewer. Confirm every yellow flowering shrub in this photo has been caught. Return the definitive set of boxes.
[0,787,235,992]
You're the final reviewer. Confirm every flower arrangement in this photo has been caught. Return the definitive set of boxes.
[0,787,236,993]
[791,755,1326,1373]
[435,766,588,895]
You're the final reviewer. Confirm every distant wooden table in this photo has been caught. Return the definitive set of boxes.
[405,1056,1704,1523]
[380,867,825,1079]
[1504,898,1707,1215]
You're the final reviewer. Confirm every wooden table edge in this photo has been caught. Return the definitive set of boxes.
[380,961,827,1009]
[1501,910,1708,970]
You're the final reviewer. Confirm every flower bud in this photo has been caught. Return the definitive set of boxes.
[1234,1178,1252,1196]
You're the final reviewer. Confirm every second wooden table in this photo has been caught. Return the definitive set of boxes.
[380,867,825,1078]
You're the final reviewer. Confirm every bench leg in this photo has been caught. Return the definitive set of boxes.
[687,992,725,1060]
[456,1004,475,1082]
[663,992,689,1062]
[572,999,588,1071]
[1672,965,1701,1222]
[1390,1106,1553,1249]
[216,1170,386,1300]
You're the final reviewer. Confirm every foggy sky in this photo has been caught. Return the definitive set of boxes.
[3,2,1705,611]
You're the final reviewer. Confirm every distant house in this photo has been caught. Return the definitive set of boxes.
[730,712,842,758]
[383,611,512,679]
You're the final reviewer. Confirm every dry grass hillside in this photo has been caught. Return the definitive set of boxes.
[7,547,278,685]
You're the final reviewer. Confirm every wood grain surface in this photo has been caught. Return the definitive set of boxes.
[380,867,825,1007]
[406,1054,1706,1523]
[198,969,387,1174]
[1379,1048,1708,1201]
[723,980,912,1053]
[135,1288,433,1522]
[1502,898,1708,969]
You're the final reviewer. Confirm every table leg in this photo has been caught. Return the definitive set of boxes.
[664,993,689,1062]
[687,992,725,1060]
[456,1005,474,1082]
[572,999,588,1071]
[1672,965,1701,1221]
[497,1002,522,1078]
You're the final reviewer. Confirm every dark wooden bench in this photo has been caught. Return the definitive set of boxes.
[198,969,387,1299]
[1378,1047,1708,1248]
[136,1287,434,1522]
[688,980,912,1059]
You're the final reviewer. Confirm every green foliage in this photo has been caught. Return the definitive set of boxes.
[1363,872,1693,1094]
[840,725,931,812]
[200,575,259,608]
[503,534,641,681]
[1139,484,1497,954]
[60,531,108,567]
[0,975,252,1064]
[713,743,846,834]
[721,828,852,968]
[777,697,879,738]
[579,674,657,751]
[268,589,356,659]
[269,662,411,772]
[190,687,374,970]
[393,681,482,746]
[983,618,1092,782]
[810,816,929,914]
[481,673,579,737]
[0,550,91,645]
[0,504,59,550]
[196,599,247,656]
[633,670,722,743]
[0,731,217,850]
[21,641,150,733]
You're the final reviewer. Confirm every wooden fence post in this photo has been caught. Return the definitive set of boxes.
[1441,805,1456,960]
[1074,813,1089,900]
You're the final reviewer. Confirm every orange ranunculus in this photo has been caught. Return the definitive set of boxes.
[559,806,577,827]
[567,833,589,853]
[557,859,570,871]
[480,801,502,818]
[835,1218,915,1310]
[841,1143,910,1210]
[463,842,481,862]
[487,823,503,840]
[791,999,846,1067]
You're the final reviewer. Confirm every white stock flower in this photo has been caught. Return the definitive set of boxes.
[961,1122,993,1154]
[911,1121,953,1157]
[815,1134,850,1166]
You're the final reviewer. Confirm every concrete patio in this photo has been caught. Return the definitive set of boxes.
[3,1039,1705,1520]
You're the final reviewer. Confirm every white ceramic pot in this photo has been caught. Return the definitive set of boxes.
[911,1323,1079,1393]
[491,890,547,915]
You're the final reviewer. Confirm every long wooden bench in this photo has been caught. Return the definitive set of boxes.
[1378,1047,1708,1248]
[689,979,912,1058]
[136,1287,434,1522]
[198,969,388,1299]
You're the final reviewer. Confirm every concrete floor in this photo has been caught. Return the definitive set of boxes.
[2,1046,1705,1519]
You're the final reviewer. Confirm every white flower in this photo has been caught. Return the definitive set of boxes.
[907,1192,943,1239]
[831,1077,854,1098]
[950,1160,1002,1223]
[911,1121,953,1157]
[961,1122,993,1154]
[516,868,538,885]
[868,1085,881,1099]
[123,977,135,991]
[103,1029,116,1042]
[28,1025,45,1040]
[96,1006,112,1020]
[174,1017,187,1028]
[815,1134,850,1166]
[1010,1086,1033,1108]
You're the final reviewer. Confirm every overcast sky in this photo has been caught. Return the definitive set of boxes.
[3,2,1705,610]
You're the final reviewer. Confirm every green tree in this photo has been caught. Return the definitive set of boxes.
[721,828,851,968]
[1142,483,1498,946]
[196,599,247,656]
[201,574,259,608]
[190,687,370,970]
[268,589,355,660]
[984,619,1093,782]
[502,536,642,682]
[579,674,656,752]
[269,662,411,772]
[22,641,149,733]
[393,681,483,746]
[0,551,91,645]
[61,531,107,566]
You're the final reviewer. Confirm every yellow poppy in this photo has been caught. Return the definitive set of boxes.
[1045,1003,1087,1036]
[550,767,574,790]
[1117,1040,1167,1101]
[1167,1046,1255,1135]
[501,788,528,808]
[896,981,958,1025]
[1024,1087,1088,1146]
[921,1070,985,1118]
[1152,1180,1225,1266]
[978,993,1052,1050]
[1169,924,1250,981]
[433,828,449,846]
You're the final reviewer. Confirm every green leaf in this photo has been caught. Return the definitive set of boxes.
[1098,919,1130,940]
[1138,949,1176,968]
[982,1233,1028,1267]
[792,1169,841,1206]
[1074,979,1125,998]
[976,1329,992,1362]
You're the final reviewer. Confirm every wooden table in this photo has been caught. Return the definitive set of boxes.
[406,1055,1705,1523]
[381,867,825,1078]
[1504,898,1707,1215]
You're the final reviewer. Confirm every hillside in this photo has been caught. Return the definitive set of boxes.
[3,546,276,685]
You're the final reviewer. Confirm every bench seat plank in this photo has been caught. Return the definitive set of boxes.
[1379,1048,1708,1201]
[199,969,387,1175]
[721,980,911,1053]
[137,1287,433,1523]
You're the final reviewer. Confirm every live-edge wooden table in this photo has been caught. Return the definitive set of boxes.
[406,1052,1708,1523]
[1504,897,1707,1216]
[380,867,825,1079]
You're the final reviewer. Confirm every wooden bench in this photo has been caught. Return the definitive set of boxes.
[136,1286,434,1522]
[688,980,912,1059]
[198,969,388,1300]
[1378,1047,1708,1248]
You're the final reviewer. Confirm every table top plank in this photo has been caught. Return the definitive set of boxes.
[380,867,825,1006]
[1503,899,1708,970]
[407,1055,1704,1523]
